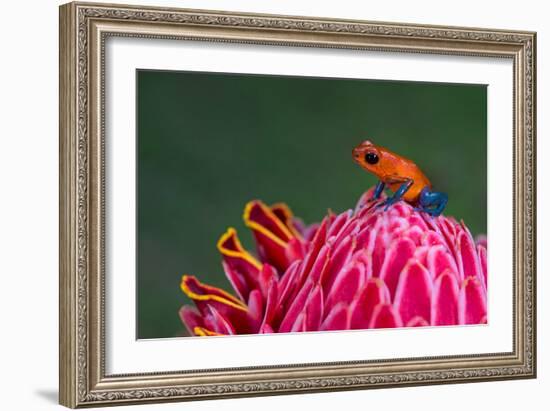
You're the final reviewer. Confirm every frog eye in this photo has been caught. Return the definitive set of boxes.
[364,152,379,165]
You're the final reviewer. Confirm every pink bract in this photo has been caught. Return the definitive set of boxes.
[180,187,487,336]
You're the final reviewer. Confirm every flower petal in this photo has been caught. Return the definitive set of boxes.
[181,275,247,312]
[439,217,458,248]
[422,231,446,247]
[218,228,262,301]
[431,270,459,326]
[293,217,329,289]
[389,203,412,218]
[303,285,324,331]
[179,305,204,335]
[459,276,487,325]
[289,312,306,332]
[181,275,254,333]
[356,199,382,219]
[327,210,353,239]
[478,244,487,289]
[301,222,321,242]
[307,243,332,284]
[350,250,373,280]
[369,303,403,328]
[393,260,432,325]
[355,186,387,212]
[378,237,416,299]
[349,278,390,329]
[244,200,296,272]
[401,225,424,245]
[247,289,264,325]
[325,263,364,310]
[388,216,409,235]
[258,263,277,299]
[283,282,324,332]
[261,278,279,329]
[427,245,459,280]
[456,229,483,283]
[407,214,429,231]
[334,220,360,245]
[205,306,236,335]
[406,316,429,327]
[193,327,222,337]
[221,262,249,302]
[355,223,374,251]
[278,280,314,333]
[413,245,430,267]
[320,303,349,331]
[285,237,306,264]
[277,260,302,310]
[323,235,356,291]
[476,234,488,249]
[368,222,387,277]
[270,202,304,240]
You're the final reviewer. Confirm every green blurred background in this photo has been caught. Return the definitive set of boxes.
[137,70,487,339]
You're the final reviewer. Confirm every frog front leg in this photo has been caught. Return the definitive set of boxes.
[378,178,413,211]
[372,180,386,200]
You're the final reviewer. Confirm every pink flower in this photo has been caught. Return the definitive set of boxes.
[179,187,487,336]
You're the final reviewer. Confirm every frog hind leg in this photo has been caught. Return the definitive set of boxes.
[416,187,448,217]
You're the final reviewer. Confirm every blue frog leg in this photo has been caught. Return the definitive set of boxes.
[378,178,413,211]
[415,187,448,216]
[372,181,385,200]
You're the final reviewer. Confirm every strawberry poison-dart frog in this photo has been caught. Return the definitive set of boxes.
[352,140,448,216]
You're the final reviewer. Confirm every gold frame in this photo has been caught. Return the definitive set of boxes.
[59,1,537,408]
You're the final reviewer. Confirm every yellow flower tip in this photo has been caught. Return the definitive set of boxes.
[242,200,293,247]
[193,326,220,337]
[242,200,256,226]
[216,226,262,271]
[180,274,248,312]
[271,202,294,219]
[180,274,195,297]
[216,227,238,252]
[271,202,304,241]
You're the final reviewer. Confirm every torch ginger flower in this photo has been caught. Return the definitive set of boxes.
[179,188,487,336]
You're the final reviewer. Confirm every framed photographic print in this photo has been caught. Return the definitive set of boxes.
[59,1,537,408]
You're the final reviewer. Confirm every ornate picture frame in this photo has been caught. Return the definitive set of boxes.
[59,1,536,408]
